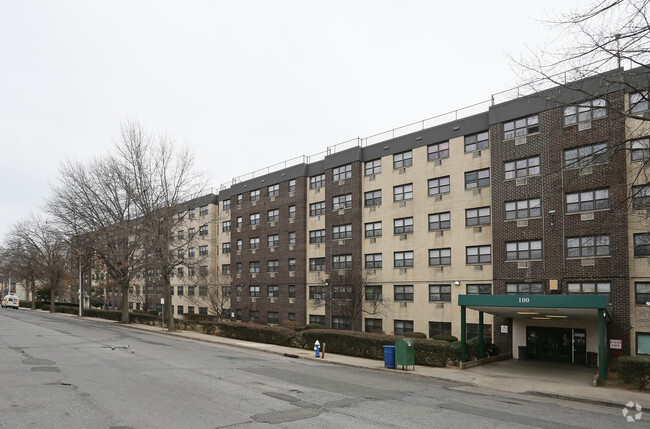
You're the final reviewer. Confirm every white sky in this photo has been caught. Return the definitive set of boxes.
[0,0,585,240]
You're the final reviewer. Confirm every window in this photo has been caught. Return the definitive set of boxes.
[250,189,260,201]
[507,283,543,294]
[288,285,296,298]
[365,285,382,301]
[267,260,279,273]
[505,156,540,179]
[632,184,650,209]
[464,131,489,152]
[429,248,451,266]
[249,237,260,249]
[188,227,195,238]
[288,205,296,219]
[310,286,326,299]
[635,283,650,305]
[566,189,609,213]
[187,285,195,296]
[223,199,230,211]
[393,151,413,169]
[506,240,542,260]
[365,318,383,333]
[333,164,352,181]
[310,315,325,325]
[188,247,195,257]
[268,184,279,197]
[569,282,611,300]
[637,333,650,355]
[199,225,208,236]
[177,306,184,315]
[289,179,296,192]
[394,285,414,301]
[236,239,242,251]
[429,284,451,302]
[222,242,231,253]
[310,174,325,189]
[631,138,650,161]
[365,159,381,176]
[266,312,279,325]
[394,217,413,234]
[504,115,539,139]
[365,253,382,269]
[236,217,243,228]
[188,208,196,219]
[236,262,242,274]
[310,229,326,243]
[365,190,382,207]
[177,268,184,278]
[466,207,490,226]
[505,198,541,220]
[177,285,184,295]
[365,222,382,237]
[467,284,491,295]
[332,317,351,330]
[467,324,492,340]
[250,213,260,225]
[567,235,610,258]
[393,184,413,201]
[429,322,451,338]
[465,168,490,189]
[223,221,231,232]
[634,233,650,256]
[200,205,208,216]
[249,285,260,297]
[428,176,450,196]
[267,285,279,298]
[394,320,414,336]
[332,224,352,240]
[268,234,279,248]
[288,232,296,245]
[564,143,608,168]
[199,245,208,256]
[428,141,449,161]
[177,248,184,258]
[249,310,259,321]
[564,99,607,125]
[188,266,195,277]
[394,251,414,267]
[236,285,242,296]
[332,254,352,269]
[309,258,325,271]
[249,261,260,273]
[631,91,649,113]
[333,194,352,210]
[288,258,296,271]
[177,230,184,240]
[428,212,450,231]
[221,264,230,275]
[268,209,279,223]
[466,245,491,264]
[237,194,243,205]
[200,265,208,276]
[199,307,208,315]
[310,201,326,216]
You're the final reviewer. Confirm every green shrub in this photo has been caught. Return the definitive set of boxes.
[83,308,122,321]
[147,309,159,315]
[215,321,302,347]
[405,331,427,339]
[449,336,497,363]
[617,356,650,390]
[184,313,221,323]
[432,334,458,343]
[129,312,160,325]
[280,320,300,330]
[295,324,325,332]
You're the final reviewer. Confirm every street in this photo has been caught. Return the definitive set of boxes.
[0,309,638,428]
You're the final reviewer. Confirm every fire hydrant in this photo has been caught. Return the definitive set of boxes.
[314,340,320,357]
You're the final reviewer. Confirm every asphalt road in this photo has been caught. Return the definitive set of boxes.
[0,309,636,428]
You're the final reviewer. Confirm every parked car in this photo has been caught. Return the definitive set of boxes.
[2,294,19,309]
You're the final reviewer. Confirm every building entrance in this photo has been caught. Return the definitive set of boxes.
[526,327,586,364]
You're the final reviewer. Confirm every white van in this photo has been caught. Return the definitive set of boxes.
[1,294,19,309]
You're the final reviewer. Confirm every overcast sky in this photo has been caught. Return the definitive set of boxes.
[0,0,584,240]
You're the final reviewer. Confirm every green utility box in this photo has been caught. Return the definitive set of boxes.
[395,338,415,370]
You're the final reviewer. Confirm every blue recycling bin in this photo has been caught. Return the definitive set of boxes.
[383,345,396,368]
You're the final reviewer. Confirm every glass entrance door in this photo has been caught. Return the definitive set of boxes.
[526,327,584,364]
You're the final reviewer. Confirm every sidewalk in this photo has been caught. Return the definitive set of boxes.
[37,310,650,409]
[118,321,650,409]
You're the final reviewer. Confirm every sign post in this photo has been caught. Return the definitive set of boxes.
[161,298,165,330]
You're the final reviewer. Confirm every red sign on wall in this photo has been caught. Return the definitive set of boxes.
[609,339,622,350]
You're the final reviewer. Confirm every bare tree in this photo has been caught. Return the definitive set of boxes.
[185,268,232,320]
[0,241,40,308]
[115,121,209,331]
[7,216,68,312]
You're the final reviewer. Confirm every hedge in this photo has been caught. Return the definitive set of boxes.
[405,331,427,339]
[617,356,650,390]
[215,321,303,348]
[432,334,458,343]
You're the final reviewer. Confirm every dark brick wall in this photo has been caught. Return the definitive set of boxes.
[490,91,631,354]
[227,177,308,325]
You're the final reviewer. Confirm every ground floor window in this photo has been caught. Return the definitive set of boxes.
[638,333,650,355]
[365,318,382,333]
[310,315,325,325]
[249,310,259,322]
[635,283,650,305]
[332,316,351,330]
[429,321,451,338]
[267,312,279,325]
[199,307,208,315]
[177,305,184,315]
[394,320,414,336]
[288,312,296,321]
[467,323,491,340]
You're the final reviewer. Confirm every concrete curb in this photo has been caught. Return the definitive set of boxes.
[526,391,626,409]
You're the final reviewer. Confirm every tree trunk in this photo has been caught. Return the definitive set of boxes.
[120,279,130,324]
[165,279,175,331]
[49,280,56,313]
[30,280,36,310]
